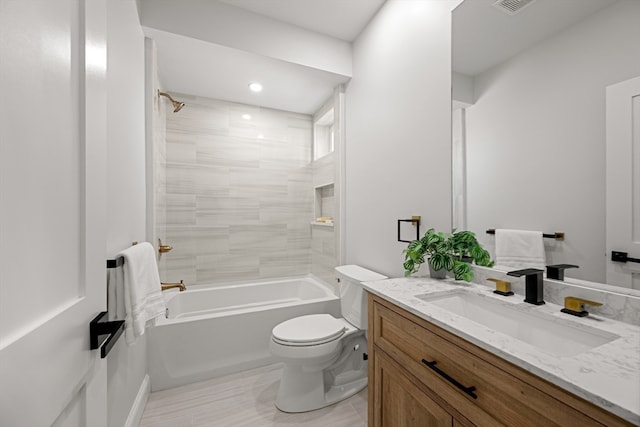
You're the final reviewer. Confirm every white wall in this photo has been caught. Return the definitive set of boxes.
[106,1,149,426]
[345,0,459,277]
[465,0,640,282]
[106,0,147,254]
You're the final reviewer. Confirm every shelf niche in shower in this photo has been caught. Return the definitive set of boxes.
[312,183,334,228]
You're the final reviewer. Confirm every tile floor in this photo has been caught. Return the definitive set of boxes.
[139,364,368,427]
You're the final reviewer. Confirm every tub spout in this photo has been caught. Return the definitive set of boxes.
[161,280,186,292]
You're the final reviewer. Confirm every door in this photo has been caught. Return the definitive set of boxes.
[373,350,453,427]
[606,75,640,289]
[0,0,108,426]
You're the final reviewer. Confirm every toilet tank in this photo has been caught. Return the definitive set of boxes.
[335,265,387,329]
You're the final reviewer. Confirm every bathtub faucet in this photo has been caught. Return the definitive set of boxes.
[161,280,186,292]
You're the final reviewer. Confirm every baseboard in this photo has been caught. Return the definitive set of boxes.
[125,374,150,427]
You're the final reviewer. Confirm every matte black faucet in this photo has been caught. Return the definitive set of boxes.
[546,264,579,281]
[507,268,545,305]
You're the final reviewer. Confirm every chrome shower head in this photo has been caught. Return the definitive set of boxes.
[158,90,185,113]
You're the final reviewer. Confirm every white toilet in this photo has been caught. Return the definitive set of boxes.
[269,265,387,413]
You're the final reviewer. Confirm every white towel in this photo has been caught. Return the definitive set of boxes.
[107,265,125,322]
[116,242,166,345]
[494,229,546,271]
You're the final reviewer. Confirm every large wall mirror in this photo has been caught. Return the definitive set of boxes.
[452,0,640,291]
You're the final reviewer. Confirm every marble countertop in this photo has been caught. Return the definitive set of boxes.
[362,277,640,424]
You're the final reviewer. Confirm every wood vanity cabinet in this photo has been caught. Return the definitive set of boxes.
[367,294,633,427]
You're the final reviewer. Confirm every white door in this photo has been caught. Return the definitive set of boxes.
[606,75,640,289]
[0,0,108,426]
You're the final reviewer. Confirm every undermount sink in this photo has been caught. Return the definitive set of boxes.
[416,292,619,357]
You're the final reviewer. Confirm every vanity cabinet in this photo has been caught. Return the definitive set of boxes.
[367,294,633,427]
[374,350,453,426]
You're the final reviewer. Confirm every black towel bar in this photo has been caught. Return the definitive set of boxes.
[106,257,124,269]
[612,251,640,264]
[90,311,124,358]
[486,229,564,241]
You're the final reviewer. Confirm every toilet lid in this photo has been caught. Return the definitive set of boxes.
[272,314,346,345]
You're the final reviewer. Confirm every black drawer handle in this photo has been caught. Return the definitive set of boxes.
[421,359,478,399]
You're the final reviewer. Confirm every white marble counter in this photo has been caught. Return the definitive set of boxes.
[363,277,640,424]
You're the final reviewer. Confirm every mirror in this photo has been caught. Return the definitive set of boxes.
[452,0,640,291]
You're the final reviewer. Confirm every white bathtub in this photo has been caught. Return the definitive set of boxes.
[147,275,341,391]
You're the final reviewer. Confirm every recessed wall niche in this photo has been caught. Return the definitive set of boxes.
[313,183,334,227]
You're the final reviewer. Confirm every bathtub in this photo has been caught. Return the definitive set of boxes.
[147,275,341,391]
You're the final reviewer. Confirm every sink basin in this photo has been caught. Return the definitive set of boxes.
[416,292,619,357]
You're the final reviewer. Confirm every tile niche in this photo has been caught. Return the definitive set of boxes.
[313,183,334,227]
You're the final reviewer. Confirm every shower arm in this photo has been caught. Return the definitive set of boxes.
[157,89,185,113]
[158,89,177,103]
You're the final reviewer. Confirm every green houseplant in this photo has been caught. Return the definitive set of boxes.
[403,228,493,281]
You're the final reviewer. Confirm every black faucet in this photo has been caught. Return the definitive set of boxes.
[507,268,545,305]
[546,264,579,281]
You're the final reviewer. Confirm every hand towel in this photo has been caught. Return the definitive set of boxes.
[494,229,546,271]
[117,242,166,344]
[107,265,126,322]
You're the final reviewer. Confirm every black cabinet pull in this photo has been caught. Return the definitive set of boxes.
[421,359,477,399]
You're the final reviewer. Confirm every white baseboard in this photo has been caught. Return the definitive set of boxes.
[125,374,150,427]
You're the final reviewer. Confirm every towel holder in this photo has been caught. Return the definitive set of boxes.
[612,251,640,264]
[397,216,421,243]
[106,257,124,269]
[486,229,564,241]
[106,241,144,268]
[89,311,124,358]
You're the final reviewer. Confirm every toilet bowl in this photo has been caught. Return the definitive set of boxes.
[270,265,387,413]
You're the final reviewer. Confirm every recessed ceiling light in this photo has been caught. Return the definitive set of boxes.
[257,134,264,139]
[242,114,251,120]
[248,82,263,93]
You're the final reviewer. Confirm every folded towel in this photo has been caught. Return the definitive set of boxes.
[494,229,546,271]
[107,265,125,322]
[116,242,166,345]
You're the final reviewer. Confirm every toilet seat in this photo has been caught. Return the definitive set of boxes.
[272,314,346,346]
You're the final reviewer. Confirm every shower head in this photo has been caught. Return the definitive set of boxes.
[158,90,185,113]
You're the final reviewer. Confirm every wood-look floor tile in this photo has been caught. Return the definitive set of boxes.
[140,364,367,427]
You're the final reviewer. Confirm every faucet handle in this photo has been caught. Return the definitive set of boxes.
[487,278,513,296]
[561,296,602,317]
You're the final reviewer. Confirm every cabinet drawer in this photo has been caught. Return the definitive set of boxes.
[370,297,629,427]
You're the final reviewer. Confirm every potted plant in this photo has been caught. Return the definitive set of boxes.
[402,228,493,281]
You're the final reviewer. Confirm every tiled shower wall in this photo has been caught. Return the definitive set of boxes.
[159,95,313,285]
[311,153,337,285]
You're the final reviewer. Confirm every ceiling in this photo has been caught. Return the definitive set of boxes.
[140,0,620,114]
[218,0,386,42]
[139,0,386,115]
[453,0,617,77]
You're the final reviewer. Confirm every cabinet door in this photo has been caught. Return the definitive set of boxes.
[373,350,453,427]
